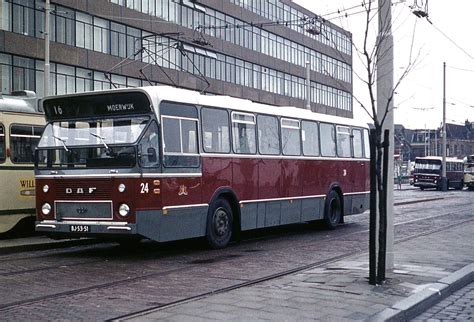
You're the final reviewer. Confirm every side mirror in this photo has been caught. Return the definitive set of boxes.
[147,147,157,163]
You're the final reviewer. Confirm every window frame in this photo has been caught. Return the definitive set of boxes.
[201,106,230,154]
[301,120,320,157]
[280,117,301,156]
[319,122,336,157]
[9,123,43,164]
[257,114,280,155]
[0,123,5,163]
[231,111,256,155]
[336,125,352,158]
[160,115,200,168]
[351,128,364,158]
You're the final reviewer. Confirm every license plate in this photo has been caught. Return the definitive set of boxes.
[70,225,90,233]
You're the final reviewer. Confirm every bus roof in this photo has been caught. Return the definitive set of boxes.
[0,91,41,114]
[41,86,368,128]
[143,86,368,128]
[415,156,463,163]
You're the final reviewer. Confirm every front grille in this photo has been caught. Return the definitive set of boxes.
[56,201,113,220]
[55,179,113,200]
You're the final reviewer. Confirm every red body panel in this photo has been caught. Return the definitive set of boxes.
[35,157,369,224]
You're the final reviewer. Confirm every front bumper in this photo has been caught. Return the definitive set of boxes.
[36,220,137,236]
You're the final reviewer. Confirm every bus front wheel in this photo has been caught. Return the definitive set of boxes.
[323,190,342,230]
[206,198,233,249]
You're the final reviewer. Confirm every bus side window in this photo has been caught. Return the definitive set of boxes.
[10,124,43,163]
[139,121,159,168]
[201,107,230,153]
[320,123,336,157]
[258,115,280,155]
[232,112,256,154]
[281,118,301,156]
[336,126,351,158]
[301,120,319,157]
[352,128,363,158]
[0,124,5,162]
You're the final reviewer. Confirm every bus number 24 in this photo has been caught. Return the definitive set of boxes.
[140,183,149,194]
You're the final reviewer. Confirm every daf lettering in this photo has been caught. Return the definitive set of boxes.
[65,187,97,194]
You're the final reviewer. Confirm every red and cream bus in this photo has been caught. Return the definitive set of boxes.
[34,86,370,248]
[413,156,464,190]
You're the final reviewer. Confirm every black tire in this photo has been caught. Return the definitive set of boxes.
[420,187,425,191]
[323,190,342,230]
[206,198,233,249]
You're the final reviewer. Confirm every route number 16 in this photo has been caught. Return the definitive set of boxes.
[53,105,63,115]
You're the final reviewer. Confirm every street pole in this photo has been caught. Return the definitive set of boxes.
[44,0,50,97]
[306,60,311,110]
[441,62,447,191]
[377,0,394,270]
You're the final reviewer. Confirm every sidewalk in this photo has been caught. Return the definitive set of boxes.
[127,220,474,321]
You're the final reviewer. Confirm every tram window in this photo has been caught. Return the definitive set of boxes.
[0,124,5,162]
[363,129,370,159]
[162,116,199,167]
[10,124,43,163]
[281,118,301,156]
[320,123,336,157]
[302,120,319,156]
[201,107,230,153]
[352,128,363,158]
[258,115,280,155]
[232,112,256,154]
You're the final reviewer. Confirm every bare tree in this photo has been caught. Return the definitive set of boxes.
[354,0,419,284]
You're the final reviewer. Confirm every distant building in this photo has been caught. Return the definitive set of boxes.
[395,122,474,161]
[0,0,354,117]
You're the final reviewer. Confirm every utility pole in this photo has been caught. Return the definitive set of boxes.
[441,62,447,191]
[44,0,50,97]
[377,0,394,270]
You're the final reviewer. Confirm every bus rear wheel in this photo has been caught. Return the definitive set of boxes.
[323,190,342,230]
[206,198,233,249]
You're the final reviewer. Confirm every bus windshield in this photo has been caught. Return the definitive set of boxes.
[38,117,149,147]
[36,117,151,169]
[414,159,441,174]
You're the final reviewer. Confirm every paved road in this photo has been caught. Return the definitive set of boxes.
[0,186,471,320]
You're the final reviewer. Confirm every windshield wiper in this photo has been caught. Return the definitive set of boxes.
[90,132,113,156]
[52,135,70,152]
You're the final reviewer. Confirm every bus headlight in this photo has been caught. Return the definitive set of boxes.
[118,204,130,217]
[43,185,49,193]
[41,203,52,215]
[118,183,126,193]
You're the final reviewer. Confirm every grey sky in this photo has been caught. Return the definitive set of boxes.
[294,0,474,129]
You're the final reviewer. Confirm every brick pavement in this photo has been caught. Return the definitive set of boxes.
[413,282,474,321]
[128,220,474,321]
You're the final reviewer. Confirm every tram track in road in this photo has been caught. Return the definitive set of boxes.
[0,207,471,319]
[111,216,474,321]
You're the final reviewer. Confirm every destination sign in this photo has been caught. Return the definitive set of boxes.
[43,91,152,121]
